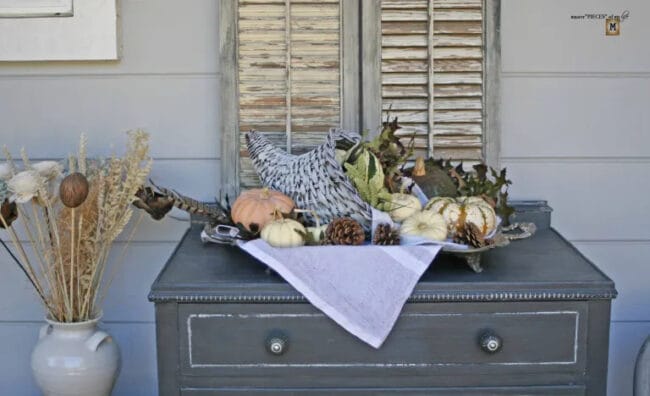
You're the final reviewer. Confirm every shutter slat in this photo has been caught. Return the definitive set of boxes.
[381,0,482,8]
[382,59,482,72]
[382,72,482,85]
[382,98,482,110]
[382,21,481,35]
[383,34,481,47]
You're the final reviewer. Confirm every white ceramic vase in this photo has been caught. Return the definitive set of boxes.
[31,315,121,396]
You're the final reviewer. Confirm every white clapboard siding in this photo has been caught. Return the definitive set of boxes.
[0,242,178,322]
[503,160,650,241]
[381,0,483,160]
[502,0,650,73]
[575,242,650,322]
[0,77,220,160]
[501,76,650,158]
[238,0,342,187]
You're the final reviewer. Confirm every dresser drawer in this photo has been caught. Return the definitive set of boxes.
[179,302,587,386]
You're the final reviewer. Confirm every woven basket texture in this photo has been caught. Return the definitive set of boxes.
[245,129,373,231]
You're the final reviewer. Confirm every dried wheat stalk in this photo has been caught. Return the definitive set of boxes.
[0,130,151,322]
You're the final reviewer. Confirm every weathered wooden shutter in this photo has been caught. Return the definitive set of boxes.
[380,0,484,162]
[237,0,349,188]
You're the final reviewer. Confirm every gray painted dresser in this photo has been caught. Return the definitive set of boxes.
[149,202,616,395]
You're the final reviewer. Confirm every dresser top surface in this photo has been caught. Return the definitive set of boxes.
[149,220,616,303]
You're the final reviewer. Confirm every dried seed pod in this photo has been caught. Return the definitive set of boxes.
[59,172,89,208]
[0,199,17,228]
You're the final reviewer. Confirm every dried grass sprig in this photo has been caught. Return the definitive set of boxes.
[0,130,151,322]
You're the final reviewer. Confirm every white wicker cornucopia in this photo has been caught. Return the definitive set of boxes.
[245,129,373,231]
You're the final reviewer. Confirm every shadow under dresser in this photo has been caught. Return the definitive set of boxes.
[149,202,616,395]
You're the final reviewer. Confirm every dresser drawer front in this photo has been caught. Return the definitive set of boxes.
[179,302,586,379]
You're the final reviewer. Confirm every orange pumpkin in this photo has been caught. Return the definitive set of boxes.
[231,188,295,232]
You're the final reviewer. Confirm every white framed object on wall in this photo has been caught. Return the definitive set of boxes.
[0,0,73,18]
[0,0,118,61]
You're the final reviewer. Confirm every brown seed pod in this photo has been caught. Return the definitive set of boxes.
[59,172,89,208]
[0,199,18,228]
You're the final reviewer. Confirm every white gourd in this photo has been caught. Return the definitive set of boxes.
[388,193,422,222]
[261,216,306,248]
[400,211,448,241]
[425,196,496,236]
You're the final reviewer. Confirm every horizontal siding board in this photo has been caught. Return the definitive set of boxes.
[575,241,650,322]
[501,77,650,158]
[503,161,650,240]
[0,77,220,159]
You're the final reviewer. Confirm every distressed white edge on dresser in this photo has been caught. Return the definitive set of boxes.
[186,311,579,368]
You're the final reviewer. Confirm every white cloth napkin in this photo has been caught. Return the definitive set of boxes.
[238,239,442,348]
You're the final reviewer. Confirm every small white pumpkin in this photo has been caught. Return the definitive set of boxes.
[425,196,496,236]
[424,197,461,230]
[388,193,422,222]
[261,210,306,248]
[400,211,448,241]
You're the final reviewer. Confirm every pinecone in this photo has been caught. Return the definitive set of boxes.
[453,222,487,248]
[324,217,365,245]
[373,223,400,246]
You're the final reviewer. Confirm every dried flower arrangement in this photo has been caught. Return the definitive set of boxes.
[0,131,151,322]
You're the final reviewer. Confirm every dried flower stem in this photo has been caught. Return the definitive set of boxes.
[97,210,144,307]
[0,213,48,309]
[2,131,151,322]
[69,208,75,318]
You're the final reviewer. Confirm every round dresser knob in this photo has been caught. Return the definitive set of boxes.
[480,332,502,354]
[266,336,288,355]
